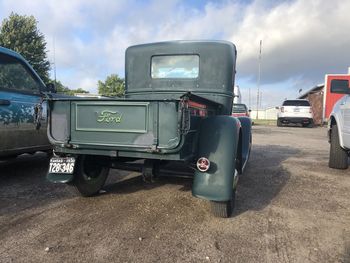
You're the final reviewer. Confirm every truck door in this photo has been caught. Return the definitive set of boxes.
[0,52,49,155]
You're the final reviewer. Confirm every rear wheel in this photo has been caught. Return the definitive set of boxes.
[211,189,236,218]
[303,119,314,128]
[329,124,348,169]
[277,118,282,127]
[46,150,53,159]
[308,120,314,128]
[71,155,110,196]
[210,168,238,218]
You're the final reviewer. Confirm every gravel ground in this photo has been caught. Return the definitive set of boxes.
[0,125,349,263]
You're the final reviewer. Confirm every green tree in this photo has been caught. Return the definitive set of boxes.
[0,13,50,83]
[54,79,89,96]
[98,74,125,97]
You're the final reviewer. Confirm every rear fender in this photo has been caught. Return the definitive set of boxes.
[329,115,345,148]
[192,116,240,202]
[47,173,74,183]
[237,116,252,171]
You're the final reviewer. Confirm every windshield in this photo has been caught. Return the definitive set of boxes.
[282,100,310,106]
[151,55,199,79]
[232,104,247,113]
[0,53,42,93]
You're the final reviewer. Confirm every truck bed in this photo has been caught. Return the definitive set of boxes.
[49,98,181,151]
[47,93,220,156]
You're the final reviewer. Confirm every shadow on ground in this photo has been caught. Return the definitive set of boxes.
[104,144,299,217]
[0,144,299,218]
[104,163,193,195]
[0,153,75,215]
[234,144,299,216]
[343,241,350,263]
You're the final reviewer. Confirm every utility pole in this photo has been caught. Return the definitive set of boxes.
[256,40,262,120]
[53,36,57,85]
[248,87,251,110]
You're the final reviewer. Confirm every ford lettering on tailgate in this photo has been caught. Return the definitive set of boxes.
[97,110,122,123]
[74,102,149,133]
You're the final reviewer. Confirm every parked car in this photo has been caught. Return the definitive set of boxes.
[328,78,350,169]
[277,99,314,127]
[232,103,250,117]
[0,46,55,159]
[46,40,252,218]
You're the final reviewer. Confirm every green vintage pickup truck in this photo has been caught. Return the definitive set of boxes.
[46,40,252,218]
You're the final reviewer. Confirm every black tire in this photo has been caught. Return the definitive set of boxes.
[329,124,348,169]
[308,119,314,128]
[46,150,54,159]
[72,155,110,196]
[211,189,236,218]
[277,118,282,127]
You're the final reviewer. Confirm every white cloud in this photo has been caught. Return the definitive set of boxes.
[232,0,350,83]
[75,76,100,93]
[1,0,350,105]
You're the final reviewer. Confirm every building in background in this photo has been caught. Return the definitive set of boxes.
[297,84,324,125]
[74,93,103,98]
[298,68,350,124]
[249,68,350,123]
[250,107,278,120]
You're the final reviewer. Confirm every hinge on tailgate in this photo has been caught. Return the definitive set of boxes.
[179,97,191,135]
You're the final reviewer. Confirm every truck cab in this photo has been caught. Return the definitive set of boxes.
[0,47,53,159]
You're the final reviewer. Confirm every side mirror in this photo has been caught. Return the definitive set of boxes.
[275,106,279,110]
[248,109,252,112]
[46,83,57,93]
[330,79,350,94]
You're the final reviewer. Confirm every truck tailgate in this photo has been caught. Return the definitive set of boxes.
[49,100,181,150]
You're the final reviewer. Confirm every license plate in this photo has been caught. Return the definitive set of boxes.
[49,157,75,174]
[294,108,300,112]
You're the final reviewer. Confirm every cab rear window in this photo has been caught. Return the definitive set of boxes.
[282,100,310,106]
[151,55,199,79]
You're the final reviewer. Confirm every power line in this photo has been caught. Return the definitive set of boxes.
[53,36,57,84]
[256,39,262,119]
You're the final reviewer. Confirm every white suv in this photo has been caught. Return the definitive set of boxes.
[277,99,314,127]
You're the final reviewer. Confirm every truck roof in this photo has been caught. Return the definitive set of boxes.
[125,40,237,114]
[0,46,25,60]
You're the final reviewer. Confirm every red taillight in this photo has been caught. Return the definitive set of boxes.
[281,107,284,113]
[197,157,210,172]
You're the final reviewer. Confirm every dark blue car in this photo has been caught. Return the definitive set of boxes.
[0,46,53,158]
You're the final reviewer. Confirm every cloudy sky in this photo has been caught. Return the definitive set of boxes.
[1,0,350,108]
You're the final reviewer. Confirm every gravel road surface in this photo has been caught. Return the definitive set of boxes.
[0,125,349,263]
